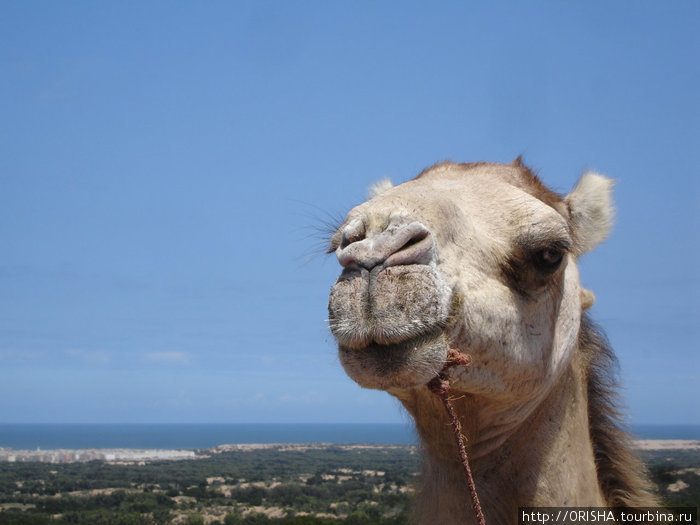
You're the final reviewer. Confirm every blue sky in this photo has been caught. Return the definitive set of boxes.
[1,2,698,424]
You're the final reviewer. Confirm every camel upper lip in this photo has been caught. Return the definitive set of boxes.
[328,262,454,353]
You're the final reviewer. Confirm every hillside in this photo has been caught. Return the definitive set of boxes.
[0,443,697,524]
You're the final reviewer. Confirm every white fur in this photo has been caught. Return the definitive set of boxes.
[565,172,615,255]
[368,178,393,198]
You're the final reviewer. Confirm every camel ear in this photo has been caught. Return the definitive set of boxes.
[368,178,393,198]
[565,172,615,255]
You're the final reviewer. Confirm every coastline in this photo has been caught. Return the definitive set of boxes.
[0,440,696,463]
[633,439,700,450]
[1,422,698,451]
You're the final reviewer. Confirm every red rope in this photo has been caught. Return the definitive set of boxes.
[427,349,486,525]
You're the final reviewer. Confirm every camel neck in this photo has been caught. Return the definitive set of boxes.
[395,354,605,525]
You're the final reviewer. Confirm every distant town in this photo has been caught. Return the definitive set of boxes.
[1,439,697,464]
[0,446,195,463]
[0,442,414,464]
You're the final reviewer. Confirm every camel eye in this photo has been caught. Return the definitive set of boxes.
[534,248,564,271]
[502,237,570,295]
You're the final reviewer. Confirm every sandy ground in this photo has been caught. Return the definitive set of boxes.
[217,441,700,451]
[632,439,700,450]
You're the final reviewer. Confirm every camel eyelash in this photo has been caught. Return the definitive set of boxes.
[500,236,572,297]
[515,232,572,255]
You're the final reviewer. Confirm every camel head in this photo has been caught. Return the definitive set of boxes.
[328,160,614,405]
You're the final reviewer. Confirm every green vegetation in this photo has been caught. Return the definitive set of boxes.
[0,445,416,524]
[637,448,700,508]
[0,445,697,524]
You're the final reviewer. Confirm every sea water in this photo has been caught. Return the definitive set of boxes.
[0,423,697,450]
[0,423,417,450]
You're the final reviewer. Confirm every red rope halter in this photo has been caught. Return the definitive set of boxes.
[427,349,486,525]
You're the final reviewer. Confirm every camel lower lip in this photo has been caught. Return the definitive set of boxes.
[338,332,449,391]
[346,339,426,354]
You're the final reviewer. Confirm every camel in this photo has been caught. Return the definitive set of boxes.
[327,159,658,524]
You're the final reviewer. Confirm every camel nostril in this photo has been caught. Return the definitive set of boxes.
[398,231,429,252]
[384,227,434,268]
[340,230,365,249]
[336,219,435,270]
[339,218,366,250]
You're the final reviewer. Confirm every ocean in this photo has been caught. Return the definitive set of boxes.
[0,423,416,450]
[0,423,697,451]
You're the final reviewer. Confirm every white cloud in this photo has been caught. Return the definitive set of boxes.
[65,349,111,364]
[0,348,47,363]
[141,351,190,364]
[278,391,324,404]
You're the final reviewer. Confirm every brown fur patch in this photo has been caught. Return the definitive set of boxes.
[509,163,567,216]
[579,315,659,506]
[511,155,525,167]
[414,160,490,179]
[415,160,568,218]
